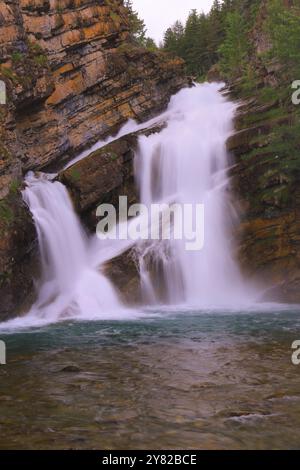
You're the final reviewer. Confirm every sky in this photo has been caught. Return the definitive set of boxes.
[132,0,215,44]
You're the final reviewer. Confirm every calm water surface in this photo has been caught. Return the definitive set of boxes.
[0,306,300,450]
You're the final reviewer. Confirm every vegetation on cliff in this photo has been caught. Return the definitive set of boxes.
[162,0,299,82]
[162,0,253,78]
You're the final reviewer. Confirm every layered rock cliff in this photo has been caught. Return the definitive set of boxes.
[227,0,300,302]
[0,0,188,318]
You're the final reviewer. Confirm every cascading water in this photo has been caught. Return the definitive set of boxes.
[21,173,122,324]
[135,83,251,306]
[4,82,254,328]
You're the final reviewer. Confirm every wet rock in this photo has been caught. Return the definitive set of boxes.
[104,249,142,305]
[60,133,139,230]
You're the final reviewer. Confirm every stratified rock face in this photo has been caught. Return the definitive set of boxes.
[228,98,300,303]
[229,101,300,303]
[0,0,188,318]
[225,0,300,304]
[0,0,187,181]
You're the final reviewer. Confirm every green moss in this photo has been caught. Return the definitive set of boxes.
[110,11,121,24]
[110,152,119,161]
[33,55,48,67]
[0,142,11,161]
[9,179,21,195]
[0,271,9,288]
[56,3,64,13]
[11,51,24,63]
[260,185,292,208]
[69,168,81,182]
[0,201,14,225]
[28,41,44,54]
[0,66,18,83]
[258,86,281,104]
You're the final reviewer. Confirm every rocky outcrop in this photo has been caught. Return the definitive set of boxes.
[226,0,300,303]
[60,132,139,229]
[0,0,188,318]
[0,0,187,179]
[104,248,141,305]
[229,97,300,303]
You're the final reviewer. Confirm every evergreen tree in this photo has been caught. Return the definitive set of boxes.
[124,0,147,45]
[163,21,184,56]
[124,0,157,51]
[144,37,158,52]
[162,6,227,79]
[267,0,300,75]
[206,0,224,67]
[183,9,201,75]
[160,0,272,81]
[218,11,248,77]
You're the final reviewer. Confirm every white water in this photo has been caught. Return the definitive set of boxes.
[64,114,166,170]
[1,83,257,328]
[18,173,130,325]
[135,83,251,306]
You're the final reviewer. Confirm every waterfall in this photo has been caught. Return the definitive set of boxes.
[11,82,253,327]
[135,83,250,306]
[21,173,122,323]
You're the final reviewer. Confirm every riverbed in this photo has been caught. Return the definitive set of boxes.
[0,306,299,450]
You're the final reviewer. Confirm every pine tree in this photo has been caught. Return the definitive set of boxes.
[124,0,147,45]
[163,27,178,54]
[144,37,158,52]
[267,0,300,76]
[183,10,202,75]
[124,0,157,51]
[218,11,248,77]
[160,0,260,80]
[163,21,184,56]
